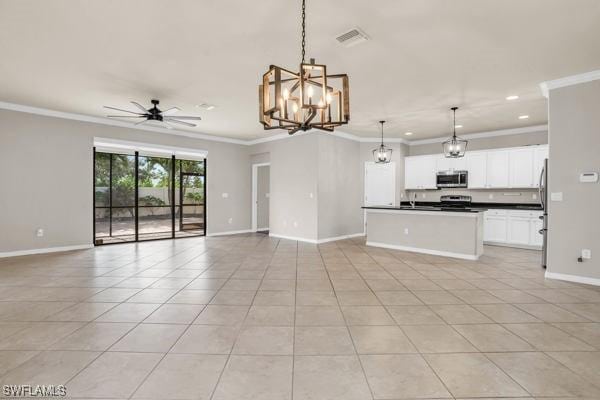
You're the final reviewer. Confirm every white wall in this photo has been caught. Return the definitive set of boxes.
[256,165,269,230]
[0,109,251,253]
[547,80,600,282]
[317,134,363,239]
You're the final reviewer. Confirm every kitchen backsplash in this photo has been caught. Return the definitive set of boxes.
[404,188,540,204]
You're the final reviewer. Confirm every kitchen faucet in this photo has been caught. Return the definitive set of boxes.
[410,192,417,208]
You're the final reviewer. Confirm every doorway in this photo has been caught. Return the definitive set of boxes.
[252,163,270,233]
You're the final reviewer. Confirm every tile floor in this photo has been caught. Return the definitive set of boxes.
[0,234,599,399]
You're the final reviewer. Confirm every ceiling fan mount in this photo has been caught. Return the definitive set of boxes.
[104,99,201,128]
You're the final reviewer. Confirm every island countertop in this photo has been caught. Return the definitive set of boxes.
[362,206,486,214]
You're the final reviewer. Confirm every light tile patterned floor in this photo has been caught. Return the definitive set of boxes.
[0,234,599,399]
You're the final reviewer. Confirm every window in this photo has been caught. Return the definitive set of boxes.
[93,149,206,245]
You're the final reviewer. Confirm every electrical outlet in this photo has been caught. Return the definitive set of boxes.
[36,228,44,237]
[404,228,409,235]
[582,249,592,259]
[222,193,229,198]
[293,221,298,228]
[488,194,494,200]
[265,193,270,198]
[400,193,404,198]
[309,193,314,199]
[283,220,287,226]
[532,193,537,200]
[228,218,233,224]
[421,193,426,199]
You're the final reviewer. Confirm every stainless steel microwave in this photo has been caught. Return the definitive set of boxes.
[436,170,468,188]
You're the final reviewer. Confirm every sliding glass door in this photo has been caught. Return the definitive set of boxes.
[94,149,206,245]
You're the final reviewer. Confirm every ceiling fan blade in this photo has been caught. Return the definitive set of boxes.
[134,119,150,126]
[104,106,143,115]
[106,115,146,118]
[166,116,202,120]
[131,101,149,113]
[161,107,180,116]
[162,121,175,130]
[165,118,196,127]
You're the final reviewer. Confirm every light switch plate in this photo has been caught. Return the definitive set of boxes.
[222,193,229,198]
[582,249,592,259]
[550,192,563,201]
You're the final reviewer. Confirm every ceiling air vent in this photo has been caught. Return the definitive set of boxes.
[336,27,369,47]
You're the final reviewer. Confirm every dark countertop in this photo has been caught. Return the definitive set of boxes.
[362,206,485,213]
[399,201,543,211]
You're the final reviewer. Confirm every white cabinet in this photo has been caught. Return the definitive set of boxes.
[404,156,436,189]
[533,145,549,188]
[484,210,508,242]
[484,209,542,248]
[509,148,535,188]
[486,150,510,188]
[364,162,396,206]
[466,152,487,188]
[405,145,548,191]
[436,156,466,172]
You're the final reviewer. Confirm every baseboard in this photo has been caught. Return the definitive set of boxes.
[207,229,253,237]
[269,232,365,244]
[0,244,94,258]
[317,233,365,244]
[366,241,480,261]
[545,271,600,287]
[269,233,318,244]
[484,241,542,251]
[257,227,269,231]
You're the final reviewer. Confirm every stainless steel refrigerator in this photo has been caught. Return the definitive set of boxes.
[539,158,548,269]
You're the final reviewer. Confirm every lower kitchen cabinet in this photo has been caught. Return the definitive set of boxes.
[484,209,542,249]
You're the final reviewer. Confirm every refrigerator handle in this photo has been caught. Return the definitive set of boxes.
[538,167,545,209]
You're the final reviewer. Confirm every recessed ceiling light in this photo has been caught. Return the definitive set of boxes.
[518,115,529,120]
[506,95,519,101]
[455,125,463,129]
[196,103,216,110]
[404,132,413,136]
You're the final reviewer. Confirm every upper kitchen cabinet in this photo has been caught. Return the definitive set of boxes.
[509,148,534,188]
[466,152,487,188]
[436,155,467,172]
[486,150,510,188]
[405,155,437,189]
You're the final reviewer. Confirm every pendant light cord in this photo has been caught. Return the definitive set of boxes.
[301,0,306,63]
[452,107,458,139]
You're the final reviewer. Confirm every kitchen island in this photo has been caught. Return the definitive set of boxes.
[363,206,486,260]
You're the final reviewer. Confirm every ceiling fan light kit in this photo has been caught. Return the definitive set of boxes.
[104,99,202,128]
[258,0,350,135]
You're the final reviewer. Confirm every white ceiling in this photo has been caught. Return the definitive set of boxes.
[1,0,599,141]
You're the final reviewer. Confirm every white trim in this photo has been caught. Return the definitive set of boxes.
[0,101,248,145]
[251,162,270,232]
[539,69,600,98]
[484,241,542,251]
[206,229,253,237]
[269,233,319,244]
[0,244,93,258]
[94,137,208,159]
[545,271,600,287]
[1,100,548,147]
[269,232,364,244]
[365,208,482,218]
[407,125,548,146]
[366,241,480,260]
[317,233,365,244]
[257,227,269,231]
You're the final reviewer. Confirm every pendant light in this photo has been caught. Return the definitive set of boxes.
[373,120,392,163]
[258,0,350,135]
[442,107,468,158]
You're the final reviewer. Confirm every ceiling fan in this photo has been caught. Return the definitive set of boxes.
[104,99,201,128]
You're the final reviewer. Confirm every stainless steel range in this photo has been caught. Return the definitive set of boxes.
[440,195,472,209]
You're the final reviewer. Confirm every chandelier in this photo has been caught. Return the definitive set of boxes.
[258,0,350,135]
[442,107,468,158]
[373,121,392,163]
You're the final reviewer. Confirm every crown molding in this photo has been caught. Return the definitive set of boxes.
[1,100,547,148]
[406,124,548,146]
[539,69,600,98]
[0,101,248,145]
